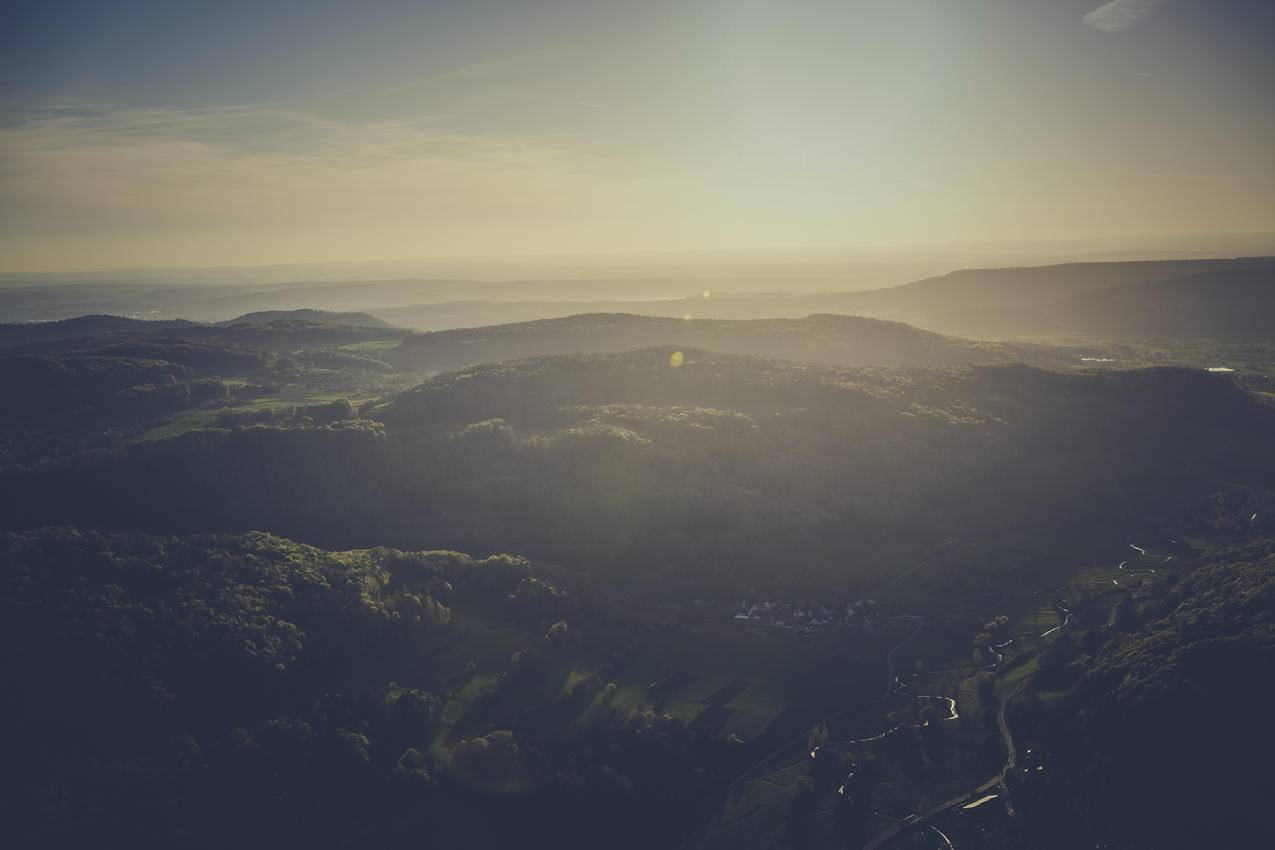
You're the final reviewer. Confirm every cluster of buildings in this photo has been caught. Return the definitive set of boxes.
[731,598,882,635]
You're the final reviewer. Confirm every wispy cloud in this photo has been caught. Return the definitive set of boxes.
[0,101,596,218]
[0,99,689,268]
[381,50,568,97]
[1082,0,1170,32]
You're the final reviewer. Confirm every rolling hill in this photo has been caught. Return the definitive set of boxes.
[387,313,1071,374]
[217,309,392,327]
[373,257,1275,338]
[1049,267,1275,338]
[7,349,1271,586]
[0,313,414,469]
[0,309,409,353]
[0,314,197,348]
[847,256,1275,336]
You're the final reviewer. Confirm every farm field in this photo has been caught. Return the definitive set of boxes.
[695,515,1201,850]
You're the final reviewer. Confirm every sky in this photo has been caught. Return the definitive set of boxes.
[1,0,1273,272]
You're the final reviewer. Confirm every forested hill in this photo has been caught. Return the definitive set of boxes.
[1008,541,1275,848]
[217,309,391,327]
[0,318,411,468]
[0,314,197,347]
[0,308,407,351]
[3,528,679,849]
[865,257,1257,310]
[4,351,1271,591]
[371,347,1257,434]
[388,313,1068,374]
[367,257,1275,338]
[1049,267,1275,338]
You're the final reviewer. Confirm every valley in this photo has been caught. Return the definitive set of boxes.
[3,257,1273,850]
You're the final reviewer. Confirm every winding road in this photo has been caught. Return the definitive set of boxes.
[696,616,927,849]
[861,677,1029,850]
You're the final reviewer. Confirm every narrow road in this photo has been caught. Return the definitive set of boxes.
[695,616,926,849]
[861,677,1029,850]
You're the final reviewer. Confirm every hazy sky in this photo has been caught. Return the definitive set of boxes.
[2,0,1273,271]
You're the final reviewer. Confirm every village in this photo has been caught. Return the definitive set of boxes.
[731,598,885,636]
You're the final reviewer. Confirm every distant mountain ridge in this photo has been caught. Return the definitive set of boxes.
[0,308,405,351]
[0,314,197,347]
[373,256,1275,338]
[847,256,1275,336]
[1049,267,1275,338]
[3,257,1268,344]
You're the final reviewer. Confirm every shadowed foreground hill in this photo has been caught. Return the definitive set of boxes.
[1007,540,1275,848]
[5,350,1271,592]
[2,527,714,850]
[388,313,1069,374]
[2,527,455,847]
[3,352,1275,850]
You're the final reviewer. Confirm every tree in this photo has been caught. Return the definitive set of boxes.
[787,776,817,850]
[1112,595,1137,632]
[450,730,528,789]
[393,747,435,787]
[807,722,830,753]
[1040,633,1076,673]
